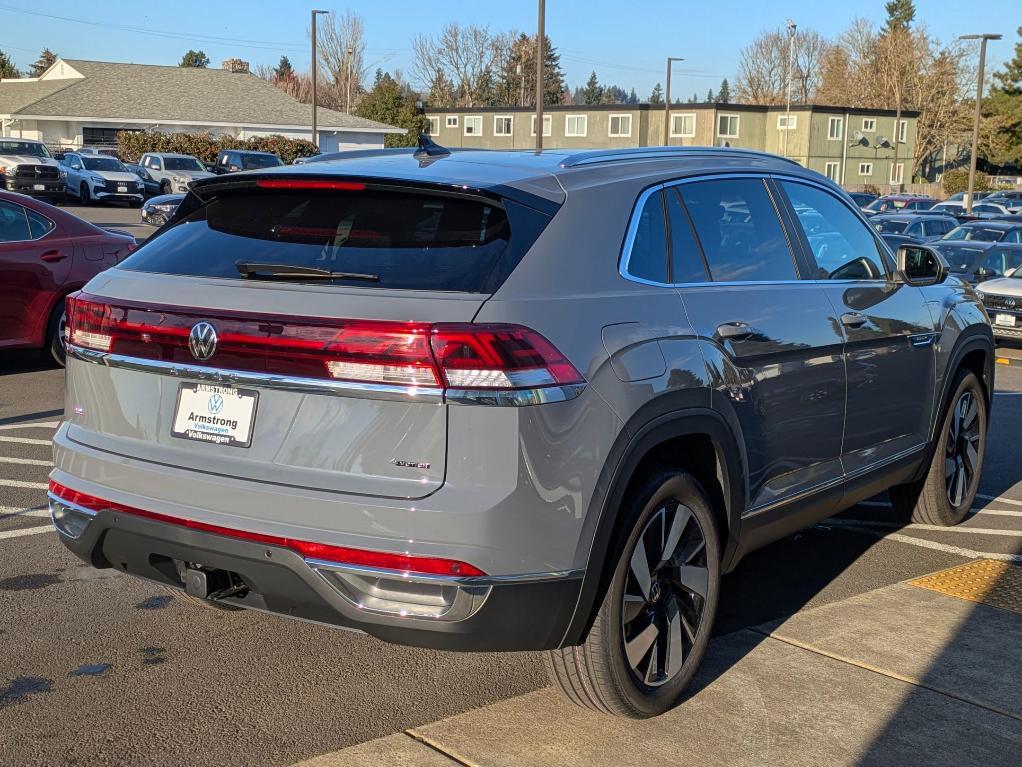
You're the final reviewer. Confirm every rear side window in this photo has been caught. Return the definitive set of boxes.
[626,191,669,284]
[120,188,522,293]
[665,189,709,283]
[0,201,30,242]
[26,209,54,239]
[678,178,796,282]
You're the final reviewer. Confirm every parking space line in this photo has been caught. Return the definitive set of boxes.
[977,493,1022,508]
[827,523,1022,563]
[833,518,1022,537]
[0,456,52,467]
[0,421,59,431]
[0,436,51,446]
[0,479,49,490]
[856,500,1022,517]
[0,525,54,540]
[0,507,50,519]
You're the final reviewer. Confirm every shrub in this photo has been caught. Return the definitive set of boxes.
[117,130,320,165]
[941,168,991,196]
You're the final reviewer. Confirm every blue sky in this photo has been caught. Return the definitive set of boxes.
[1,1,1017,98]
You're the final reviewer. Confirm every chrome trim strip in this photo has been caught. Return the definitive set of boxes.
[304,558,584,587]
[68,345,587,407]
[67,345,446,404]
[742,444,926,519]
[47,492,99,518]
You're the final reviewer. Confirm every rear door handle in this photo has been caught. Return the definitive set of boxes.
[715,321,755,341]
[840,312,868,329]
[40,250,67,263]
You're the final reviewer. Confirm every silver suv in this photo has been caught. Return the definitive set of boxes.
[138,152,214,194]
[51,146,994,718]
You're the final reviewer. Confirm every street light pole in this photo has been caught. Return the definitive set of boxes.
[783,19,796,159]
[535,0,545,152]
[310,9,328,147]
[663,56,684,145]
[959,33,1002,213]
[346,46,354,114]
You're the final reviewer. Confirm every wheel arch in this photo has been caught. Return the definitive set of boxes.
[560,400,747,647]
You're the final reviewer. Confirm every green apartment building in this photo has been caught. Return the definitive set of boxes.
[423,103,918,189]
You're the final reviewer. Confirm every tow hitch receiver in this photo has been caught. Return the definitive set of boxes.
[183,566,232,599]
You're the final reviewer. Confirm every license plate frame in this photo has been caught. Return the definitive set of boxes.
[995,313,1017,328]
[171,383,258,448]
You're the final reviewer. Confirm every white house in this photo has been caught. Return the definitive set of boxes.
[0,58,402,152]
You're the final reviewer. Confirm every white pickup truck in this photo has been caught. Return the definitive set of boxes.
[0,137,66,204]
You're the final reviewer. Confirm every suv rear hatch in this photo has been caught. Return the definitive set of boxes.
[64,172,564,500]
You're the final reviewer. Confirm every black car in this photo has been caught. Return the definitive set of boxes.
[941,220,1022,244]
[140,192,185,226]
[933,241,1022,285]
[870,213,957,243]
[848,191,878,207]
[213,150,284,174]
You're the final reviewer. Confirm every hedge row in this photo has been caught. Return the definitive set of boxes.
[116,130,320,165]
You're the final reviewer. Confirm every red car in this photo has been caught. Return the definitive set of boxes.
[0,190,136,364]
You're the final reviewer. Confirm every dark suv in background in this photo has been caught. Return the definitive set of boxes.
[212,150,284,174]
[51,145,993,718]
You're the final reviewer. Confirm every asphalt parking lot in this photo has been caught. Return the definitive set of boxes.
[1,342,1021,765]
[61,199,155,243]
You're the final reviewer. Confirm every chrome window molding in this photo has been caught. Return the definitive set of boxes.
[67,345,587,407]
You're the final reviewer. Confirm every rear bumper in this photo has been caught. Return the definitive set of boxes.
[52,495,582,651]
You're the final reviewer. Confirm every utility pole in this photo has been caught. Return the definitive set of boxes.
[311,9,327,147]
[346,46,354,114]
[663,56,684,145]
[959,33,1002,213]
[535,0,545,152]
[783,19,796,159]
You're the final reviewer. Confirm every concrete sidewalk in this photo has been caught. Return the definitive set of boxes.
[296,566,1022,767]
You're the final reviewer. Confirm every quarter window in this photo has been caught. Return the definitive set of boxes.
[626,191,669,284]
[717,114,740,138]
[565,114,587,137]
[677,178,796,282]
[493,116,513,136]
[670,113,696,138]
[609,114,632,137]
[780,180,888,281]
[0,201,31,242]
[27,209,54,239]
[828,117,843,140]
[464,116,483,136]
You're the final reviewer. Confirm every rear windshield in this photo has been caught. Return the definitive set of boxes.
[241,154,283,169]
[164,157,205,171]
[119,188,517,292]
[943,226,1004,242]
[873,219,909,234]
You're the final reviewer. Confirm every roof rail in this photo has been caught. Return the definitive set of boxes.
[559,146,802,169]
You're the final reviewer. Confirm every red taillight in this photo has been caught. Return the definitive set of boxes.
[65,295,585,394]
[48,480,485,577]
[256,179,366,191]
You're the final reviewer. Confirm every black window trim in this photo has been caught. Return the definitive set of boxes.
[619,172,804,287]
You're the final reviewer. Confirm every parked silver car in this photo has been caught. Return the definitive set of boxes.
[52,145,994,718]
[138,152,214,194]
[61,152,144,206]
[976,270,1022,339]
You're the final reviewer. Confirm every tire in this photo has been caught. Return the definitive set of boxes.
[130,197,143,209]
[46,298,67,367]
[889,370,987,526]
[158,584,243,612]
[546,468,721,718]
[79,182,91,205]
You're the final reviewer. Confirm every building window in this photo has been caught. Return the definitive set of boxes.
[670,113,696,138]
[890,162,904,185]
[426,116,440,136]
[531,114,552,137]
[717,114,739,138]
[464,116,483,136]
[862,117,876,132]
[777,114,796,130]
[608,114,632,137]
[445,115,458,128]
[828,117,843,140]
[493,116,513,136]
[898,119,907,143]
[824,162,840,181]
[858,162,873,176]
[565,114,587,137]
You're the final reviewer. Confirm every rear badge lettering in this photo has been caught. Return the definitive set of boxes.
[391,459,431,470]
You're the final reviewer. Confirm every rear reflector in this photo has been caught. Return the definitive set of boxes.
[65,294,585,396]
[48,480,486,577]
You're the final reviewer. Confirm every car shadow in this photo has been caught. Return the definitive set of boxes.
[0,351,58,376]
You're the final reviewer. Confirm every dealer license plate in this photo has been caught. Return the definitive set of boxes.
[995,314,1017,328]
[171,383,257,448]
[33,184,45,191]
[117,185,127,193]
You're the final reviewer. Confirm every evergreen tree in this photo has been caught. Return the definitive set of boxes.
[179,50,210,68]
[581,71,603,104]
[985,26,1022,166]
[0,49,18,79]
[993,25,1022,96]
[30,48,57,77]
[627,88,639,104]
[690,92,699,103]
[706,88,715,102]
[355,71,427,148]
[602,84,628,103]
[717,78,731,103]
[883,0,916,35]
[274,56,294,80]
[649,82,663,105]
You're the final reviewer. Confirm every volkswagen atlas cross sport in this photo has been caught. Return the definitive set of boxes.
[51,143,994,718]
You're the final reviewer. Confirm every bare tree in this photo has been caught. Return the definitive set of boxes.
[734,27,826,105]
[412,23,497,107]
[317,10,367,113]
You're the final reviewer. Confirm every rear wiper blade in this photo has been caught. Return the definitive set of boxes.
[235,261,379,281]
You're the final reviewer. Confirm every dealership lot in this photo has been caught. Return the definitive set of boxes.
[1,349,1021,765]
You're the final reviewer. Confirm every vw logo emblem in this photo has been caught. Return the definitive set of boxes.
[188,321,218,361]
[1007,297,1017,309]
[207,393,224,414]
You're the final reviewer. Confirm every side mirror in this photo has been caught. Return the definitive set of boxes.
[896,244,949,287]
[975,267,991,280]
